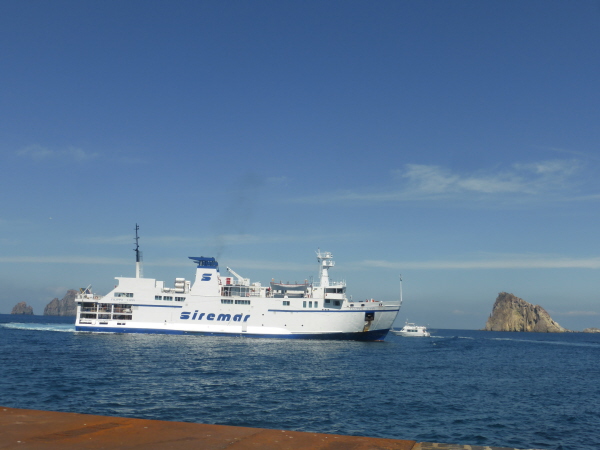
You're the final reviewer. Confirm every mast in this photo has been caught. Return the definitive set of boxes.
[399,274,403,306]
[316,249,334,287]
[134,224,143,278]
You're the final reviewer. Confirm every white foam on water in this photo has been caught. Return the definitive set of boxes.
[487,336,599,348]
[0,323,76,333]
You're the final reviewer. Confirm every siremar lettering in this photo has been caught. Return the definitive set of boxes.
[180,311,250,322]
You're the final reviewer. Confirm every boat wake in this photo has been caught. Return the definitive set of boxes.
[488,336,600,348]
[0,323,76,333]
[428,333,600,348]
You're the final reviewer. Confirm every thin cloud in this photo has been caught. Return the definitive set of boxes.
[362,254,600,270]
[542,146,600,162]
[266,176,289,185]
[0,255,203,268]
[0,218,30,226]
[399,163,528,195]
[0,254,313,272]
[452,310,483,316]
[115,155,150,164]
[17,145,99,162]
[83,235,197,246]
[0,256,129,265]
[570,193,600,201]
[222,259,312,273]
[82,235,135,245]
[3,252,599,273]
[396,160,581,197]
[294,159,587,204]
[80,232,358,247]
[552,311,599,317]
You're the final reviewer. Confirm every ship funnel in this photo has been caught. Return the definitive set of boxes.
[189,257,221,296]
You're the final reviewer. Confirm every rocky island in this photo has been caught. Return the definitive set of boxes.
[11,302,34,315]
[484,292,568,332]
[44,289,78,316]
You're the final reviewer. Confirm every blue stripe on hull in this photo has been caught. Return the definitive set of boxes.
[75,326,184,335]
[75,326,389,341]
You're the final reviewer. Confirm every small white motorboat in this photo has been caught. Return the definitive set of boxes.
[391,321,430,337]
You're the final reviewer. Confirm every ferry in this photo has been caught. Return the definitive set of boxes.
[75,226,401,340]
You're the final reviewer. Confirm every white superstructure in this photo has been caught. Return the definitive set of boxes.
[75,228,401,340]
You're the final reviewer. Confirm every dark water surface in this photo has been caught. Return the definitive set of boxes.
[1,314,599,450]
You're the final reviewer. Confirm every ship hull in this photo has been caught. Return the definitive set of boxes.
[74,325,390,340]
[75,300,399,341]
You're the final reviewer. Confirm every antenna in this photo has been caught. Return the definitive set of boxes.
[399,274,403,306]
[134,224,143,278]
[134,224,140,261]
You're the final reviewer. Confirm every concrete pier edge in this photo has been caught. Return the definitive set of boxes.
[0,407,544,450]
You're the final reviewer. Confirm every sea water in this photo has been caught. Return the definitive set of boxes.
[0,314,598,450]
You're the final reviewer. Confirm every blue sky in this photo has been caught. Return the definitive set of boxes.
[1,1,599,330]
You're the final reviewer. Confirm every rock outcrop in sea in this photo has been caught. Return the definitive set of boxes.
[583,327,600,333]
[44,290,78,316]
[484,292,568,332]
[11,302,34,315]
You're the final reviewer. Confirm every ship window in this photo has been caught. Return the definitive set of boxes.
[175,297,185,302]
[303,301,306,308]
[325,299,331,304]
[229,286,250,297]
[325,288,345,294]
[114,292,133,298]
[334,300,340,306]
[234,300,250,305]
[163,296,173,301]
[155,296,162,300]
[80,313,97,319]
[283,301,290,306]
[309,301,313,308]
[98,314,110,319]
[314,301,318,308]
[221,299,233,304]
[113,314,132,320]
